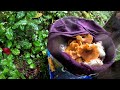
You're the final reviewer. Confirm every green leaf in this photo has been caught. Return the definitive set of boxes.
[8,77,16,79]
[0,74,6,79]
[11,64,16,69]
[20,73,26,79]
[11,48,20,55]
[7,41,12,48]
[0,53,3,59]
[19,25,25,31]
[25,52,31,58]
[32,34,38,40]
[28,22,38,30]
[36,54,40,58]
[0,48,2,53]
[12,19,27,29]
[3,53,8,58]
[32,47,41,54]
[14,70,21,77]
[26,11,37,19]
[8,15,15,23]
[16,44,21,49]
[24,43,32,49]
[42,49,47,56]
[2,68,9,74]
[0,38,5,43]
[30,63,36,69]
[10,71,16,75]
[1,59,8,65]
[0,23,5,35]
[5,60,14,68]
[115,51,120,61]
[9,70,19,78]
[27,59,33,65]
[32,19,42,25]
[45,30,49,34]
[40,46,44,51]
[5,28,13,40]
[20,40,32,49]
[7,54,14,60]
[45,40,47,46]
[34,47,41,53]
[33,41,40,47]
[44,15,52,19]
[16,11,25,19]
[42,33,48,39]
[18,19,28,25]
[31,48,36,54]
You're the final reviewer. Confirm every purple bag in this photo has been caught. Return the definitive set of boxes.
[47,16,116,75]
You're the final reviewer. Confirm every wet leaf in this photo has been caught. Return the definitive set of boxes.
[33,41,40,47]
[0,24,5,35]
[26,11,37,19]
[25,52,31,58]
[12,19,27,29]
[5,28,13,40]
[0,48,2,53]
[7,41,12,48]
[27,59,33,65]
[30,63,36,69]
[11,48,20,55]
[16,11,25,19]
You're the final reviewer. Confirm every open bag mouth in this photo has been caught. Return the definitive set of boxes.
[47,16,116,75]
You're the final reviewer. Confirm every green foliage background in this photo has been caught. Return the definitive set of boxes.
[0,11,114,79]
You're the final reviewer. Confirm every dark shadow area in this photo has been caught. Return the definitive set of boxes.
[96,60,120,79]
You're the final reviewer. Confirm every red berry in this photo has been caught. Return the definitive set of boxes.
[2,48,11,55]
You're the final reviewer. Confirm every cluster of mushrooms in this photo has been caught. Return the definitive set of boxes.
[64,34,106,66]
